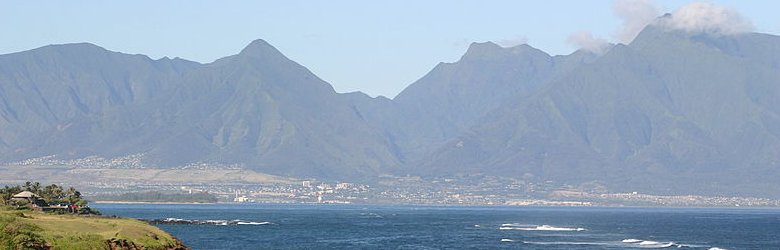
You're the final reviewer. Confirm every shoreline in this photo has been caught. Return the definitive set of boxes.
[92,201,780,210]
[92,201,217,205]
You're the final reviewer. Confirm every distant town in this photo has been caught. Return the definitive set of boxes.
[2,155,780,208]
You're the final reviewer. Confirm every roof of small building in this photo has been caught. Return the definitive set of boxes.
[13,191,39,198]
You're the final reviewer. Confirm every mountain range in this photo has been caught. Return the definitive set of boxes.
[2,24,779,197]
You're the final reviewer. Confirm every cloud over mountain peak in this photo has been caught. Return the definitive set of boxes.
[654,2,753,36]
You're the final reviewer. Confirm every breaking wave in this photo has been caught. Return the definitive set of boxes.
[499,224,586,231]
[637,241,676,248]
[236,221,272,225]
[500,225,712,249]
[500,223,532,227]
[523,239,708,248]
[148,217,273,226]
[522,241,611,246]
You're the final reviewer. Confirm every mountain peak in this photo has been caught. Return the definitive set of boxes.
[29,42,109,56]
[462,42,503,59]
[468,41,502,50]
[460,41,545,62]
[629,24,687,48]
[238,39,286,59]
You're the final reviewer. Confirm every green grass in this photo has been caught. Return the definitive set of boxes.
[0,206,183,249]
[45,234,106,249]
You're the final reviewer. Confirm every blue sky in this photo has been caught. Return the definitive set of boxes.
[2,1,778,98]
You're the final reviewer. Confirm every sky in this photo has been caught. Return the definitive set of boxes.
[1,1,778,98]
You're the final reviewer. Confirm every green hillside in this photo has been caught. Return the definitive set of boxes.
[0,206,187,250]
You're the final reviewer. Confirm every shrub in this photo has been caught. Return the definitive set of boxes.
[1,218,46,250]
[11,233,47,250]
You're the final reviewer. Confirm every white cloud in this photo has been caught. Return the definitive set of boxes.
[569,1,753,53]
[569,0,658,52]
[567,31,611,54]
[655,2,753,35]
[613,0,661,43]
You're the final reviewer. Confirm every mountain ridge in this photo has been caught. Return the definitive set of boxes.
[2,26,779,197]
[417,26,780,196]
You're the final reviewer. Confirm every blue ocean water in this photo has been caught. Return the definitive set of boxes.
[94,204,780,249]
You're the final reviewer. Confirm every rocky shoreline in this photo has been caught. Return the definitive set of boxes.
[106,237,189,250]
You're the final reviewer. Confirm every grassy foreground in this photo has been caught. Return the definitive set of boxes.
[0,206,187,250]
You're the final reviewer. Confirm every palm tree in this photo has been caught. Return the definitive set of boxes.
[31,182,42,194]
[52,185,64,203]
[65,187,82,204]
[42,184,64,204]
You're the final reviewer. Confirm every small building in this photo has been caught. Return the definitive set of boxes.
[234,195,250,203]
[11,191,48,209]
[11,191,39,202]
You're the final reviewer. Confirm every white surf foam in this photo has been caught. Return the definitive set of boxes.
[678,243,709,248]
[159,218,271,226]
[523,241,610,246]
[163,217,189,222]
[500,238,514,242]
[616,239,681,248]
[236,221,271,225]
[524,240,679,248]
[524,237,705,249]
[634,241,676,248]
[501,223,532,227]
[537,225,586,231]
[500,224,585,231]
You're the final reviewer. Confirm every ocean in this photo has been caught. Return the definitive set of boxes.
[94,203,780,249]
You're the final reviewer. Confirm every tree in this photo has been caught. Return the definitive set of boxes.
[2,182,89,212]
[31,182,41,194]
[0,186,22,206]
[41,184,64,204]
[65,187,82,205]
